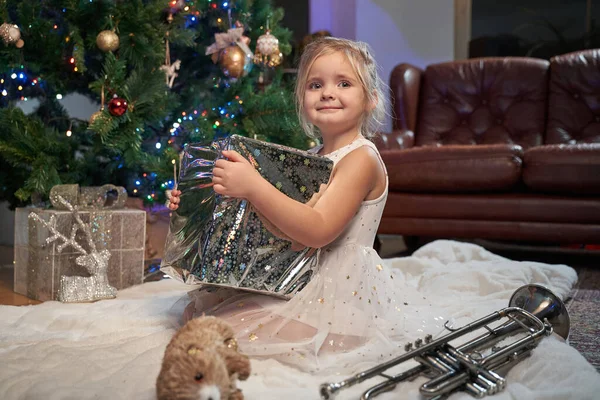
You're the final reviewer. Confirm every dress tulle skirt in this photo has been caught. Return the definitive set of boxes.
[179,242,447,373]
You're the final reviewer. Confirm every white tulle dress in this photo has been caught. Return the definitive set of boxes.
[181,137,447,373]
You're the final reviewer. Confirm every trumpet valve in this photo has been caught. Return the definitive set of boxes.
[415,338,423,348]
[424,334,433,344]
[404,342,413,351]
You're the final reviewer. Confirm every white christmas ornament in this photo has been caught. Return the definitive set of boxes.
[254,30,283,67]
[256,30,279,56]
[0,23,21,45]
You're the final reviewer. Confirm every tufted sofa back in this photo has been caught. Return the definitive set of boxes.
[415,57,550,149]
[546,49,600,144]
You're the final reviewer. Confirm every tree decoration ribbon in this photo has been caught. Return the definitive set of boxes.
[205,27,253,59]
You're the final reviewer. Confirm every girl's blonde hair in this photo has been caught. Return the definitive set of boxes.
[295,37,387,139]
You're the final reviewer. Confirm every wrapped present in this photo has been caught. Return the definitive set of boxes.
[14,207,146,302]
[161,135,333,299]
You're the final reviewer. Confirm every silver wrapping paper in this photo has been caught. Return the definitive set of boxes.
[161,135,333,299]
[14,208,146,301]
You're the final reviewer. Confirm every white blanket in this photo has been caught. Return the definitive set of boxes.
[1,240,598,400]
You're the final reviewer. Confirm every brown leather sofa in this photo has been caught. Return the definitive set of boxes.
[375,49,600,245]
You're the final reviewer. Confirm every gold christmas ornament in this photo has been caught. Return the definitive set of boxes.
[89,110,104,124]
[266,51,283,68]
[219,44,252,79]
[254,30,283,67]
[96,30,119,52]
[206,27,254,78]
[0,23,21,45]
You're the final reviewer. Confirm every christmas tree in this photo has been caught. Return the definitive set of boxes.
[0,0,307,209]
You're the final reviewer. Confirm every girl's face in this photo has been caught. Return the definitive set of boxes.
[303,51,368,135]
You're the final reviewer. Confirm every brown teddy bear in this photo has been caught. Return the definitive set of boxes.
[157,316,251,400]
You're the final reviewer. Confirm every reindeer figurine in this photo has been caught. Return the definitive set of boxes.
[28,195,117,303]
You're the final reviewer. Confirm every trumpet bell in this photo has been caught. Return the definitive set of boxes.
[509,283,570,340]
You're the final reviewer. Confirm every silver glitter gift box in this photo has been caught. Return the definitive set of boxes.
[161,135,333,299]
[14,208,146,301]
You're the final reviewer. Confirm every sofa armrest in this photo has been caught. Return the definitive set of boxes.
[381,144,524,192]
[373,129,415,151]
[390,63,423,132]
[523,143,600,194]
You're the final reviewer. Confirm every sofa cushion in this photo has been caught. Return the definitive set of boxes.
[381,144,523,192]
[523,144,600,194]
[416,57,549,149]
[382,192,600,224]
[546,49,600,144]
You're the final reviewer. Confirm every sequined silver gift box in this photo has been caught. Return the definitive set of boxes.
[13,208,146,301]
[161,135,333,299]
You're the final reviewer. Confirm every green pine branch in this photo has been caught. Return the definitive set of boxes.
[0,0,306,207]
[0,107,81,203]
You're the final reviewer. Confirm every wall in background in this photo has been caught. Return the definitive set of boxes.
[309,0,357,40]
[310,0,455,131]
[17,93,98,121]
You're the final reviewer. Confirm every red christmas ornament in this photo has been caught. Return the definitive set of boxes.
[108,96,128,116]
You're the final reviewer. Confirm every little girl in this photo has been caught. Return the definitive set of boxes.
[168,37,443,373]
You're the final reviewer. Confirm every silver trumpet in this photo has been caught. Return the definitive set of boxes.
[320,284,570,400]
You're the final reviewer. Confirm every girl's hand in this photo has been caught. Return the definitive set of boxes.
[307,184,328,207]
[166,189,181,210]
[212,150,261,198]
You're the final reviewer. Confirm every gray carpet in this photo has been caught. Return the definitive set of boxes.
[566,266,600,371]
